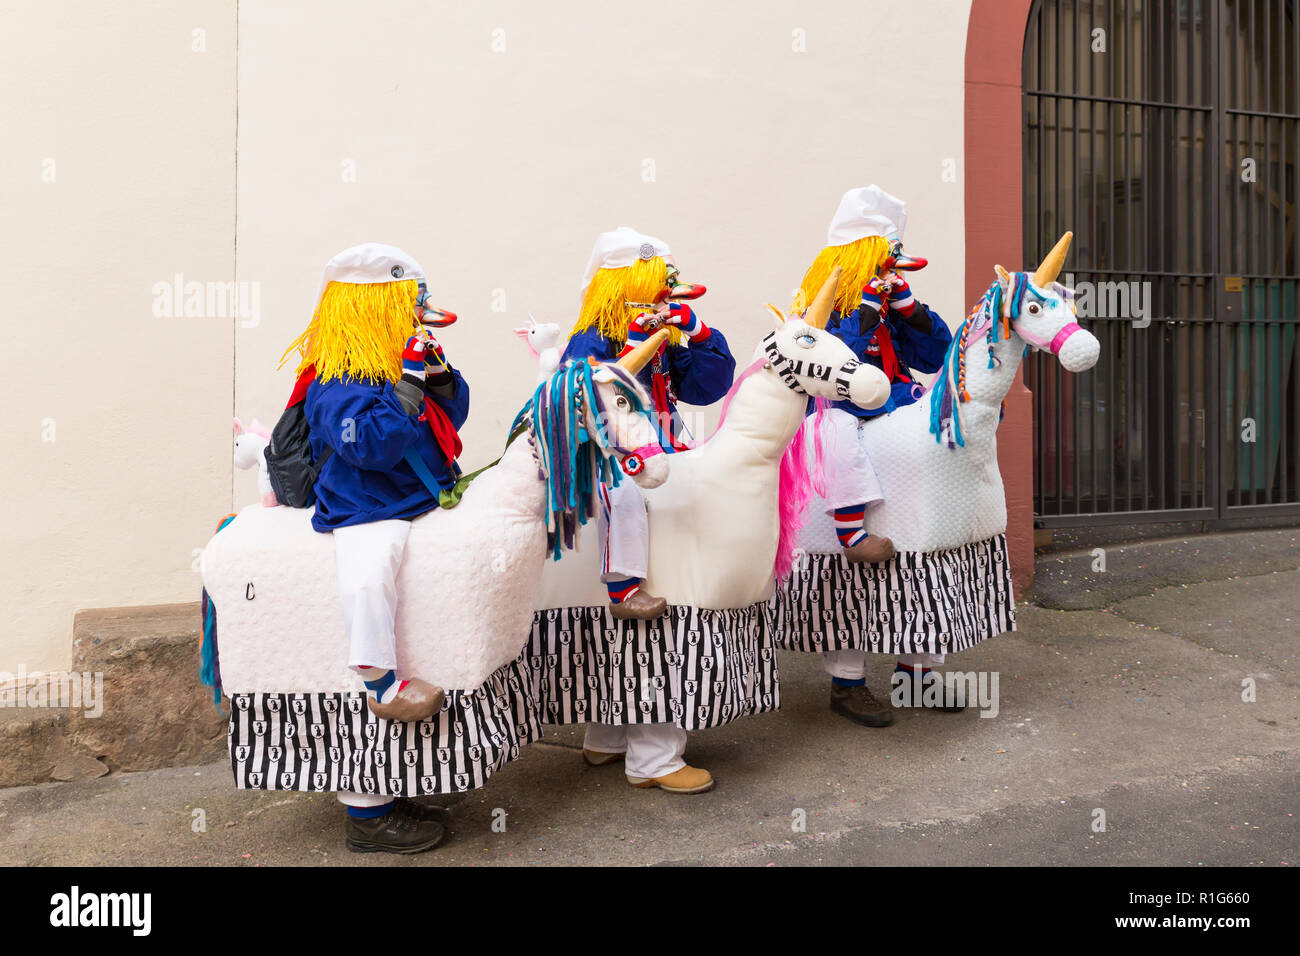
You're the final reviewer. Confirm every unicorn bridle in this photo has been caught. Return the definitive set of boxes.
[760,330,866,400]
[586,362,667,477]
[606,330,869,476]
[1016,311,1085,356]
[1002,272,1084,356]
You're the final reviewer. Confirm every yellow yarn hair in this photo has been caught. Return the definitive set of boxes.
[280,280,420,384]
[568,257,684,348]
[793,236,893,318]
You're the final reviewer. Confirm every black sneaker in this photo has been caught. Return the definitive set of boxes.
[345,801,448,855]
[829,681,895,727]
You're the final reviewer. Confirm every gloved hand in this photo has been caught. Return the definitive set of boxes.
[882,272,916,316]
[619,312,673,360]
[420,335,453,386]
[623,313,656,349]
[401,336,427,382]
[658,302,708,341]
[395,335,429,416]
[860,277,887,318]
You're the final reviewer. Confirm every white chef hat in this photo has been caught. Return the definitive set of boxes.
[578,226,673,305]
[826,185,908,246]
[316,242,426,302]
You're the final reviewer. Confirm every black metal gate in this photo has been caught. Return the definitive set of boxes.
[1023,0,1300,526]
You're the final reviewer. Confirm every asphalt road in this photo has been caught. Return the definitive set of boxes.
[2,530,1296,867]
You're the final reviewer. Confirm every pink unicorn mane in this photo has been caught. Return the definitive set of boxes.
[775,398,829,581]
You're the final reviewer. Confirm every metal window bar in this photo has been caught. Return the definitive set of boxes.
[1024,0,1300,525]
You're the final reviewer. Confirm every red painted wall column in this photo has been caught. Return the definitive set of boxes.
[965,0,1036,596]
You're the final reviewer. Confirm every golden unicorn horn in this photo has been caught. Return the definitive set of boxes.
[1033,231,1073,288]
[804,266,841,330]
[617,328,671,374]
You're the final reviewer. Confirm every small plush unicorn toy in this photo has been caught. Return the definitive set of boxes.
[233,417,278,508]
[514,313,563,383]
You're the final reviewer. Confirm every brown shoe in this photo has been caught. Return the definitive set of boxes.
[627,765,714,794]
[829,681,895,727]
[368,677,445,723]
[344,801,448,855]
[609,588,668,620]
[844,535,896,564]
[583,749,625,767]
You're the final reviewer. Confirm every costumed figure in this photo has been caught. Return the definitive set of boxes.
[279,243,468,850]
[562,227,734,621]
[559,226,734,792]
[792,186,954,728]
[199,248,669,853]
[774,232,1099,725]
[535,268,891,795]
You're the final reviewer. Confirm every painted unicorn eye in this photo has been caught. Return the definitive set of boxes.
[796,332,817,348]
[1026,302,1042,316]
[615,395,630,409]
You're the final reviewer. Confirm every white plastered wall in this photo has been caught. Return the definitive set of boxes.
[1,0,970,674]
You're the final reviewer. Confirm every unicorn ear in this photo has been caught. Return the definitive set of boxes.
[994,265,1012,288]
[763,303,785,326]
[233,417,243,434]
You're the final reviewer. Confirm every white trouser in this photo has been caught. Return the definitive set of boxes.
[337,791,392,809]
[597,478,649,582]
[809,407,885,513]
[822,649,947,680]
[333,518,411,672]
[584,722,687,779]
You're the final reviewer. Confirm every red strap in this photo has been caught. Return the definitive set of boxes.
[421,394,463,463]
[872,324,911,385]
[287,362,461,465]
[649,368,690,452]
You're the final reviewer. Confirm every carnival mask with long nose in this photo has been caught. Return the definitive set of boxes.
[414,282,457,343]
[627,262,707,314]
[883,238,927,274]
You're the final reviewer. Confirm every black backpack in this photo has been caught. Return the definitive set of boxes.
[264,401,332,508]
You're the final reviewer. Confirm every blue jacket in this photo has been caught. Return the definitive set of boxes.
[304,370,470,531]
[562,319,735,450]
[825,302,952,419]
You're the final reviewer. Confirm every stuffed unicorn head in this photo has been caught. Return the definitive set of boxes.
[993,232,1100,374]
[233,417,278,508]
[759,267,892,410]
[514,313,563,383]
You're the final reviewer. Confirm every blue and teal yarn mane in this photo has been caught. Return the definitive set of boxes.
[928,273,1033,449]
[511,360,639,561]
[199,513,237,713]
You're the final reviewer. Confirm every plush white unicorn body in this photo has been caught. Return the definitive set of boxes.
[203,346,669,697]
[232,418,278,508]
[798,234,1100,555]
[538,269,892,611]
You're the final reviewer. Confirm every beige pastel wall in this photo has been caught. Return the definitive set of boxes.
[2,0,971,675]
[0,1,236,675]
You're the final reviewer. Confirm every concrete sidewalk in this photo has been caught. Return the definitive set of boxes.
[3,529,1296,866]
